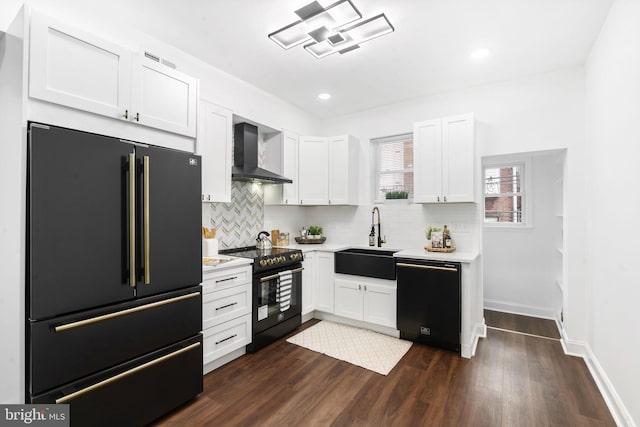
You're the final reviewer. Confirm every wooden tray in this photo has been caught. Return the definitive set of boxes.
[295,236,326,244]
[424,246,456,253]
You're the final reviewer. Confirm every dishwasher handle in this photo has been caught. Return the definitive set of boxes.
[396,262,459,272]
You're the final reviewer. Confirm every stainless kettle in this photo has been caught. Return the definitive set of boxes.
[256,231,272,250]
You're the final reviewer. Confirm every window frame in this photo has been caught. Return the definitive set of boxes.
[371,132,414,204]
[482,159,531,228]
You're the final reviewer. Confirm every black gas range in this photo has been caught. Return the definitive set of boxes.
[220,246,303,274]
[220,246,303,352]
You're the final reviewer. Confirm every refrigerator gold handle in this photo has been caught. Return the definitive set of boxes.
[55,342,200,404]
[54,292,200,333]
[128,153,136,287]
[143,155,150,285]
[396,263,458,272]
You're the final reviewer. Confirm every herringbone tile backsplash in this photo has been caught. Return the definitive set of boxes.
[203,136,266,249]
[204,181,264,249]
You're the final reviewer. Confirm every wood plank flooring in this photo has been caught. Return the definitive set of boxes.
[152,315,614,426]
[484,309,561,339]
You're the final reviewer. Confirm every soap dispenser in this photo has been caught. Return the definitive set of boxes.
[369,226,376,246]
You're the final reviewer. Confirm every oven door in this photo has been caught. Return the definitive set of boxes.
[253,264,302,335]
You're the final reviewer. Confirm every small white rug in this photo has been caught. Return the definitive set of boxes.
[286,321,412,375]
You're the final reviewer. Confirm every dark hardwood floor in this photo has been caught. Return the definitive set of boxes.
[484,309,561,339]
[152,317,614,426]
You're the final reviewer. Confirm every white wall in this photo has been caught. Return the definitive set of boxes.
[483,152,562,318]
[311,67,588,341]
[585,0,640,424]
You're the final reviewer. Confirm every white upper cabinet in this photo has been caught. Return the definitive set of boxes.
[413,113,475,203]
[264,130,299,205]
[131,55,198,137]
[197,100,232,203]
[29,11,132,121]
[29,11,198,138]
[298,134,359,206]
[329,135,359,205]
[298,136,329,205]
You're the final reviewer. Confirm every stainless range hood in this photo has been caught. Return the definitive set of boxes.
[232,123,293,184]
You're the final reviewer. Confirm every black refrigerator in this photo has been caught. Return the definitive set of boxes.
[26,123,203,426]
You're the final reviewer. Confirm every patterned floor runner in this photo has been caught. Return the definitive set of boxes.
[286,321,412,375]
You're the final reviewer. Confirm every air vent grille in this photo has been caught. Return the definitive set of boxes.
[161,59,176,69]
[144,51,160,62]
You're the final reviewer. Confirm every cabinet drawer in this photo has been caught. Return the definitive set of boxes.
[203,284,251,329]
[29,287,201,395]
[202,266,251,293]
[203,314,251,365]
[32,336,202,427]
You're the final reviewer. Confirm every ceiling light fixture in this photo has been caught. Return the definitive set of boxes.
[318,93,331,100]
[269,0,394,59]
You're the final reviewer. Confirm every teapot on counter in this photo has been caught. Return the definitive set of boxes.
[256,231,273,250]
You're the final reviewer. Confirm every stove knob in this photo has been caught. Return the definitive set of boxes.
[267,258,274,265]
[289,254,296,261]
[279,256,286,263]
[260,260,268,267]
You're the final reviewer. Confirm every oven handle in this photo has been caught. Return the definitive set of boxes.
[259,267,303,283]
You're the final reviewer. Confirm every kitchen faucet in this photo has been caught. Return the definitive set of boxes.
[370,207,386,247]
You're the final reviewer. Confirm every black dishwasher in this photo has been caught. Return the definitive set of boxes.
[396,258,461,353]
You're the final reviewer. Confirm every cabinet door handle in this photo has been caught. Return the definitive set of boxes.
[444,196,447,202]
[216,276,238,284]
[123,109,129,119]
[358,284,362,291]
[215,334,237,345]
[215,302,238,311]
[364,285,367,291]
[437,196,440,202]
[134,112,140,122]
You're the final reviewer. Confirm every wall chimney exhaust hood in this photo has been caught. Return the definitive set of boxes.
[232,122,293,184]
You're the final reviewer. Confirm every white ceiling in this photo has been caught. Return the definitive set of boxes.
[4,0,615,119]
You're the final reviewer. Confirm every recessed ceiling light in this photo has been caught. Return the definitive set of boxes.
[318,93,331,100]
[470,48,491,61]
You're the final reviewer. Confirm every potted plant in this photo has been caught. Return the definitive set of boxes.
[308,225,323,239]
[425,226,441,244]
[385,190,409,200]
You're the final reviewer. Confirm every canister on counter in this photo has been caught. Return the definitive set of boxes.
[278,232,289,246]
[271,229,280,245]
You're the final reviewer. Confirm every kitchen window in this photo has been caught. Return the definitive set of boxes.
[372,133,414,202]
[483,163,526,225]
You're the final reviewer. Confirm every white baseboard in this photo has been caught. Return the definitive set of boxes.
[312,312,400,338]
[484,299,555,320]
[558,328,635,426]
[583,343,636,427]
[203,347,245,375]
[462,321,487,359]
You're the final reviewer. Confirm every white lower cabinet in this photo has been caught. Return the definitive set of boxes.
[202,314,251,366]
[334,274,396,328]
[301,252,315,315]
[202,264,252,373]
[314,251,335,314]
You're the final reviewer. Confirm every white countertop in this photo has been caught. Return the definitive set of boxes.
[394,248,479,263]
[277,243,479,263]
[202,255,252,273]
